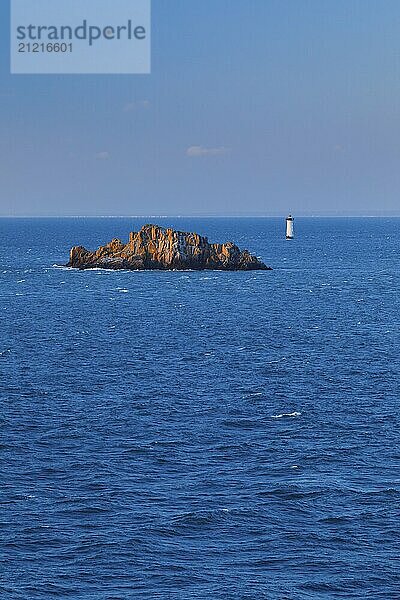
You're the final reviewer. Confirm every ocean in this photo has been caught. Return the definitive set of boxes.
[1,217,399,599]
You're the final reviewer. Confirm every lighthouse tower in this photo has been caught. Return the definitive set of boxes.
[286,215,294,239]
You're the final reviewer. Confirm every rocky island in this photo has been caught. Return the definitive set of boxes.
[68,224,271,271]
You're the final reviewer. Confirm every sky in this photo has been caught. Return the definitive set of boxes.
[1,0,400,216]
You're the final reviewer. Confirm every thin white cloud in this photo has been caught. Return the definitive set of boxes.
[124,100,150,112]
[186,145,231,157]
[95,152,110,160]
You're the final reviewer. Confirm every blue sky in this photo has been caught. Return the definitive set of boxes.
[1,0,400,216]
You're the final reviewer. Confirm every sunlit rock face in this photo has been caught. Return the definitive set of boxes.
[68,224,271,271]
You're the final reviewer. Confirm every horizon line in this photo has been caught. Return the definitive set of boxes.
[1,214,400,219]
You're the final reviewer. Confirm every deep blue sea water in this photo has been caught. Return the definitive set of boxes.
[1,217,399,599]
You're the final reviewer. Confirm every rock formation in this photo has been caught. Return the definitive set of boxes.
[67,224,271,271]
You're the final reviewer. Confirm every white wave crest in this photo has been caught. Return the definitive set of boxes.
[271,411,302,419]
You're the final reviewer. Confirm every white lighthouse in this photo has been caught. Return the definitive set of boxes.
[286,215,294,239]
